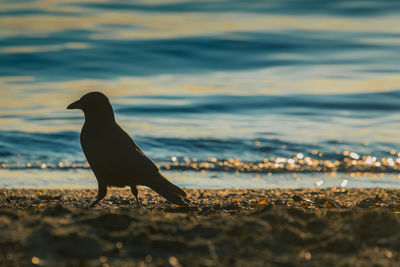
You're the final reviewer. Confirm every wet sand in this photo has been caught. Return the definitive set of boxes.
[0,187,399,266]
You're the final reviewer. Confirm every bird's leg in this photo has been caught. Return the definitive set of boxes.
[130,185,141,207]
[90,184,107,208]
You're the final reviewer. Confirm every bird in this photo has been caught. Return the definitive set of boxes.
[67,91,188,207]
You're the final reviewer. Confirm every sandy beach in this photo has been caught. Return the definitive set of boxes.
[0,187,399,266]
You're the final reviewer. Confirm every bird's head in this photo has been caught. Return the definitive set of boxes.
[67,92,115,122]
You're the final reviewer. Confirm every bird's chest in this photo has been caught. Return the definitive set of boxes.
[80,126,135,186]
[81,127,109,151]
[80,127,118,168]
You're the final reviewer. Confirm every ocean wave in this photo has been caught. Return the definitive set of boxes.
[1,129,400,165]
[116,91,400,116]
[2,29,399,79]
[73,0,400,17]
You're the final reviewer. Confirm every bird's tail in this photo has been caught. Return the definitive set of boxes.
[148,173,189,206]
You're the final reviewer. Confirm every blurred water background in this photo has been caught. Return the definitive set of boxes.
[1,0,400,188]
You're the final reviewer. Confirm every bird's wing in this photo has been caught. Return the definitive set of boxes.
[106,127,188,205]
[110,125,160,177]
[82,123,159,182]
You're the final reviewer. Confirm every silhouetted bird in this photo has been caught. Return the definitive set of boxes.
[67,92,188,207]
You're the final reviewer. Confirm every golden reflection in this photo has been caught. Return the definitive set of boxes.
[1,1,400,39]
[152,153,400,174]
[1,43,89,54]
[3,151,400,175]
[2,69,400,102]
[0,76,34,83]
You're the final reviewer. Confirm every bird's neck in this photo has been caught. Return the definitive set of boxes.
[83,110,116,127]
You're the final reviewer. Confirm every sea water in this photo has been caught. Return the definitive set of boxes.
[1,0,400,188]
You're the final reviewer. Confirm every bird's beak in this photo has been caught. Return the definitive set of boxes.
[67,99,82,110]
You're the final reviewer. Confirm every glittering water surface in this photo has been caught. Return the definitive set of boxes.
[1,0,400,188]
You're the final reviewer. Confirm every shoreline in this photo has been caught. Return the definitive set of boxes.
[2,168,400,190]
[0,188,399,266]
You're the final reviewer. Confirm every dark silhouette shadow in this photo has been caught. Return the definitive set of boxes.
[67,92,189,207]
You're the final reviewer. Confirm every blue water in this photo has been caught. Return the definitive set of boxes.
[1,0,400,188]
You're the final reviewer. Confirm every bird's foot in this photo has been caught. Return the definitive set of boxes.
[134,201,142,208]
[89,199,100,208]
